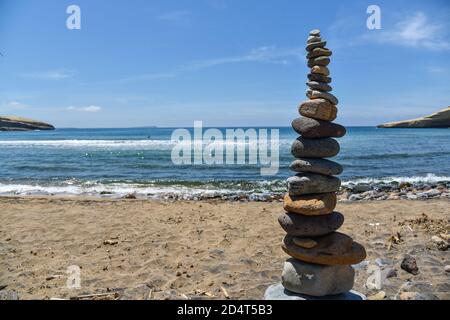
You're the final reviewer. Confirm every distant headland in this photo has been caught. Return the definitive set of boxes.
[378,107,450,128]
[0,116,55,131]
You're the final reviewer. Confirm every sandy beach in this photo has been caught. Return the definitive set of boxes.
[0,196,448,300]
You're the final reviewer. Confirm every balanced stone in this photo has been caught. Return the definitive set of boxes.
[287,173,341,195]
[299,99,337,121]
[307,48,332,59]
[307,81,332,92]
[282,259,355,296]
[308,56,330,68]
[289,158,342,176]
[264,283,366,300]
[291,137,340,158]
[309,29,321,37]
[307,36,322,44]
[293,238,318,249]
[290,158,343,176]
[311,65,329,76]
[282,233,367,265]
[283,192,337,215]
[278,211,344,237]
[306,41,327,52]
[308,73,332,83]
[306,89,339,105]
[292,117,346,139]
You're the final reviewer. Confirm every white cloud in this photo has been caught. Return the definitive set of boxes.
[1,101,29,109]
[21,69,76,80]
[426,66,447,74]
[116,46,303,83]
[204,0,228,10]
[158,10,190,22]
[9,101,27,108]
[118,72,175,83]
[186,46,303,70]
[67,105,102,112]
[366,12,450,50]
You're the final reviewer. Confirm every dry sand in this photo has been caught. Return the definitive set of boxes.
[0,196,449,300]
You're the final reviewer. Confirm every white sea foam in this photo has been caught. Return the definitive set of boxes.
[343,173,450,185]
[0,139,175,149]
[0,174,447,199]
[0,182,248,198]
[0,139,291,149]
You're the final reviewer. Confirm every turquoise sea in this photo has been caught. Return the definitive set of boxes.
[0,127,449,199]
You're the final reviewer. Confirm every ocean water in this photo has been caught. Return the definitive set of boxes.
[0,127,449,199]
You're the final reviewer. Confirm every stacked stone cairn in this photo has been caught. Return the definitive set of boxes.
[274,30,367,298]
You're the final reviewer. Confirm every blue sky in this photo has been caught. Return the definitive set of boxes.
[0,0,449,128]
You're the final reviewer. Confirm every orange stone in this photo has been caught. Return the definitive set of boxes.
[284,193,337,216]
[299,99,337,121]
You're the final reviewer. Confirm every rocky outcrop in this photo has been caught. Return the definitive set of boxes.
[0,116,55,131]
[378,107,450,128]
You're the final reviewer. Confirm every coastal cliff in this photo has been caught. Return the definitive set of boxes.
[0,116,55,131]
[378,107,450,128]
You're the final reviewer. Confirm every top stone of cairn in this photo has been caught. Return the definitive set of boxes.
[309,29,321,37]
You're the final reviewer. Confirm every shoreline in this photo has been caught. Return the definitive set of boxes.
[1,196,449,300]
[0,178,448,202]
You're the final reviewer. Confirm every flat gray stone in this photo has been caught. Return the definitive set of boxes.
[291,137,340,158]
[0,290,19,300]
[292,117,346,139]
[307,81,332,92]
[308,56,330,68]
[282,259,355,296]
[290,158,343,176]
[308,73,332,83]
[287,173,341,195]
[306,89,339,105]
[264,283,366,300]
[309,29,321,37]
[307,36,322,44]
[307,48,332,59]
[279,212,344,237]
[306,41,327,52]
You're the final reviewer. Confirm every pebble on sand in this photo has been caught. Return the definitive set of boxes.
[400,255,419,275]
